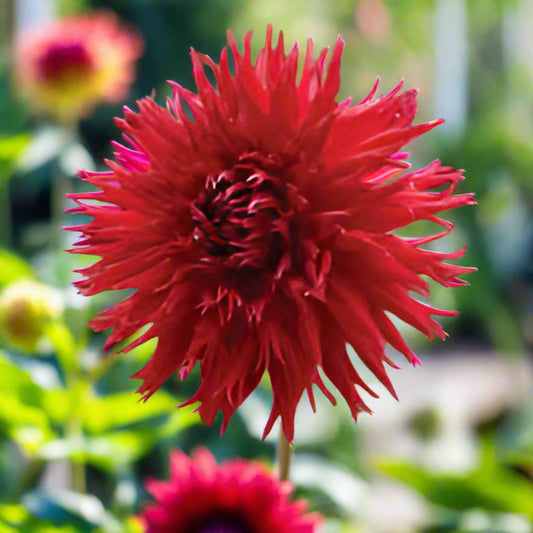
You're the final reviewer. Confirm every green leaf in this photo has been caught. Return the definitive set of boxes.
[376,447,533,519]
[0,354,47,427]
[0,501,78,533]
[37,431,156,472]
[0,503,29,530]
[37,399,199,472]
[157,406,201,439]
[40,389,70,426]
[0,135,31,180]
[44,322,78,375]
[0,354,58,451]
[497,396,533,468]
[0,250,34,287]
[82,390,178,434]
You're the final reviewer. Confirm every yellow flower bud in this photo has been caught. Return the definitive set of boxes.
[0,280,63,353]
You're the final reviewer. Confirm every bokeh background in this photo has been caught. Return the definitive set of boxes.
[0,0,532,531]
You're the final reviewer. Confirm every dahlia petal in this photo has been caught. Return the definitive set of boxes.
[327,280,398,399]
[262,293,324,441]
[323,84,433,169]
[371,308,420,366]
[319,311,376,420]
[132,294,197,398]
[179,312,267,433]
[366,281,454,340]
[310,371,338,406]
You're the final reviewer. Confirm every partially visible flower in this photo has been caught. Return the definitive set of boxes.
[0,279,63,353]
[69,27,475,442]
[13,10,143,122]
[140,448,321,533]
[355,0,391,42]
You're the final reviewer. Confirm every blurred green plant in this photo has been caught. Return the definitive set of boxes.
[0,248,201,530]
[0,134,30,246]
[377,440,533,525]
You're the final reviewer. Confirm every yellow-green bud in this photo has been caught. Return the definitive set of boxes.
[0,280,63,353]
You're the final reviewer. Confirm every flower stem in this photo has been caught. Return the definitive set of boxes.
[278,430,292,482]
[0,182,12,247]
[69,442,87,494]
[51,171,71,251]
[51,121,78,251]
[66,381,87,494]
[11,457,44,499]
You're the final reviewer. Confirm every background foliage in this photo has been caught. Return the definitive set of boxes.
[0,0,532,531]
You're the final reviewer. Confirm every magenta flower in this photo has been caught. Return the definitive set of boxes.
[140,448,321,532]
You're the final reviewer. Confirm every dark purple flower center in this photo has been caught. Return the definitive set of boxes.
[37,41,93,82]
[190,513,251,533]
[191,155,292,272]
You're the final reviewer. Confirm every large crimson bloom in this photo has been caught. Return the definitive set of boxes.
[139,448,320,532]
[69,27,475,441]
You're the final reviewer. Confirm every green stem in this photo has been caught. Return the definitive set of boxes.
[278,430,292,482]
[68,428,87,494]
[51,170,72,252]
[51,121,79,251]
[72,462,87,494]
[0,181,12,247]
[66,379,88,494]
[10,457,44,500]
[49,322,88,495]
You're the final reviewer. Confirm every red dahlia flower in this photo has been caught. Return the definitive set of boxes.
[140,448,320,533]
[13,10,143,121]
[69,27,475,442]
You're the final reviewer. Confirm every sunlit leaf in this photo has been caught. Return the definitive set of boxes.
[0,354,47,428]
[0,503,28,530]
[37,399,200,472]
[0,522,19,533]
[43,322,78,375]
[41,389,70,426]
[0,250,34,287]
[157,406,201,439]
[0,502,79,532]
[0,354,57,450]
[0,135,31,180]
[82,390,177,434]
[37,431,156,472]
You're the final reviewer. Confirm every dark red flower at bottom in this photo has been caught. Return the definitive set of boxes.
[140,448,321,533]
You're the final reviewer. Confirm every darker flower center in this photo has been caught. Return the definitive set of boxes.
[191,155,291,272]
[190,513,251,533]
[37,42,93,83]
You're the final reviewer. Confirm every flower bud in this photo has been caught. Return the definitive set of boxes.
[0,280,63,353]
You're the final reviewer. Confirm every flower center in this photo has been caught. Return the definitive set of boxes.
[191,513,251,533]
[191,156,291,272]
[37,42,93,83]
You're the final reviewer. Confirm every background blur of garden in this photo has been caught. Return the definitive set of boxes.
[0,0,532,531]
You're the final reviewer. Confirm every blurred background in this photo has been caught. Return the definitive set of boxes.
[0,0,532,531]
